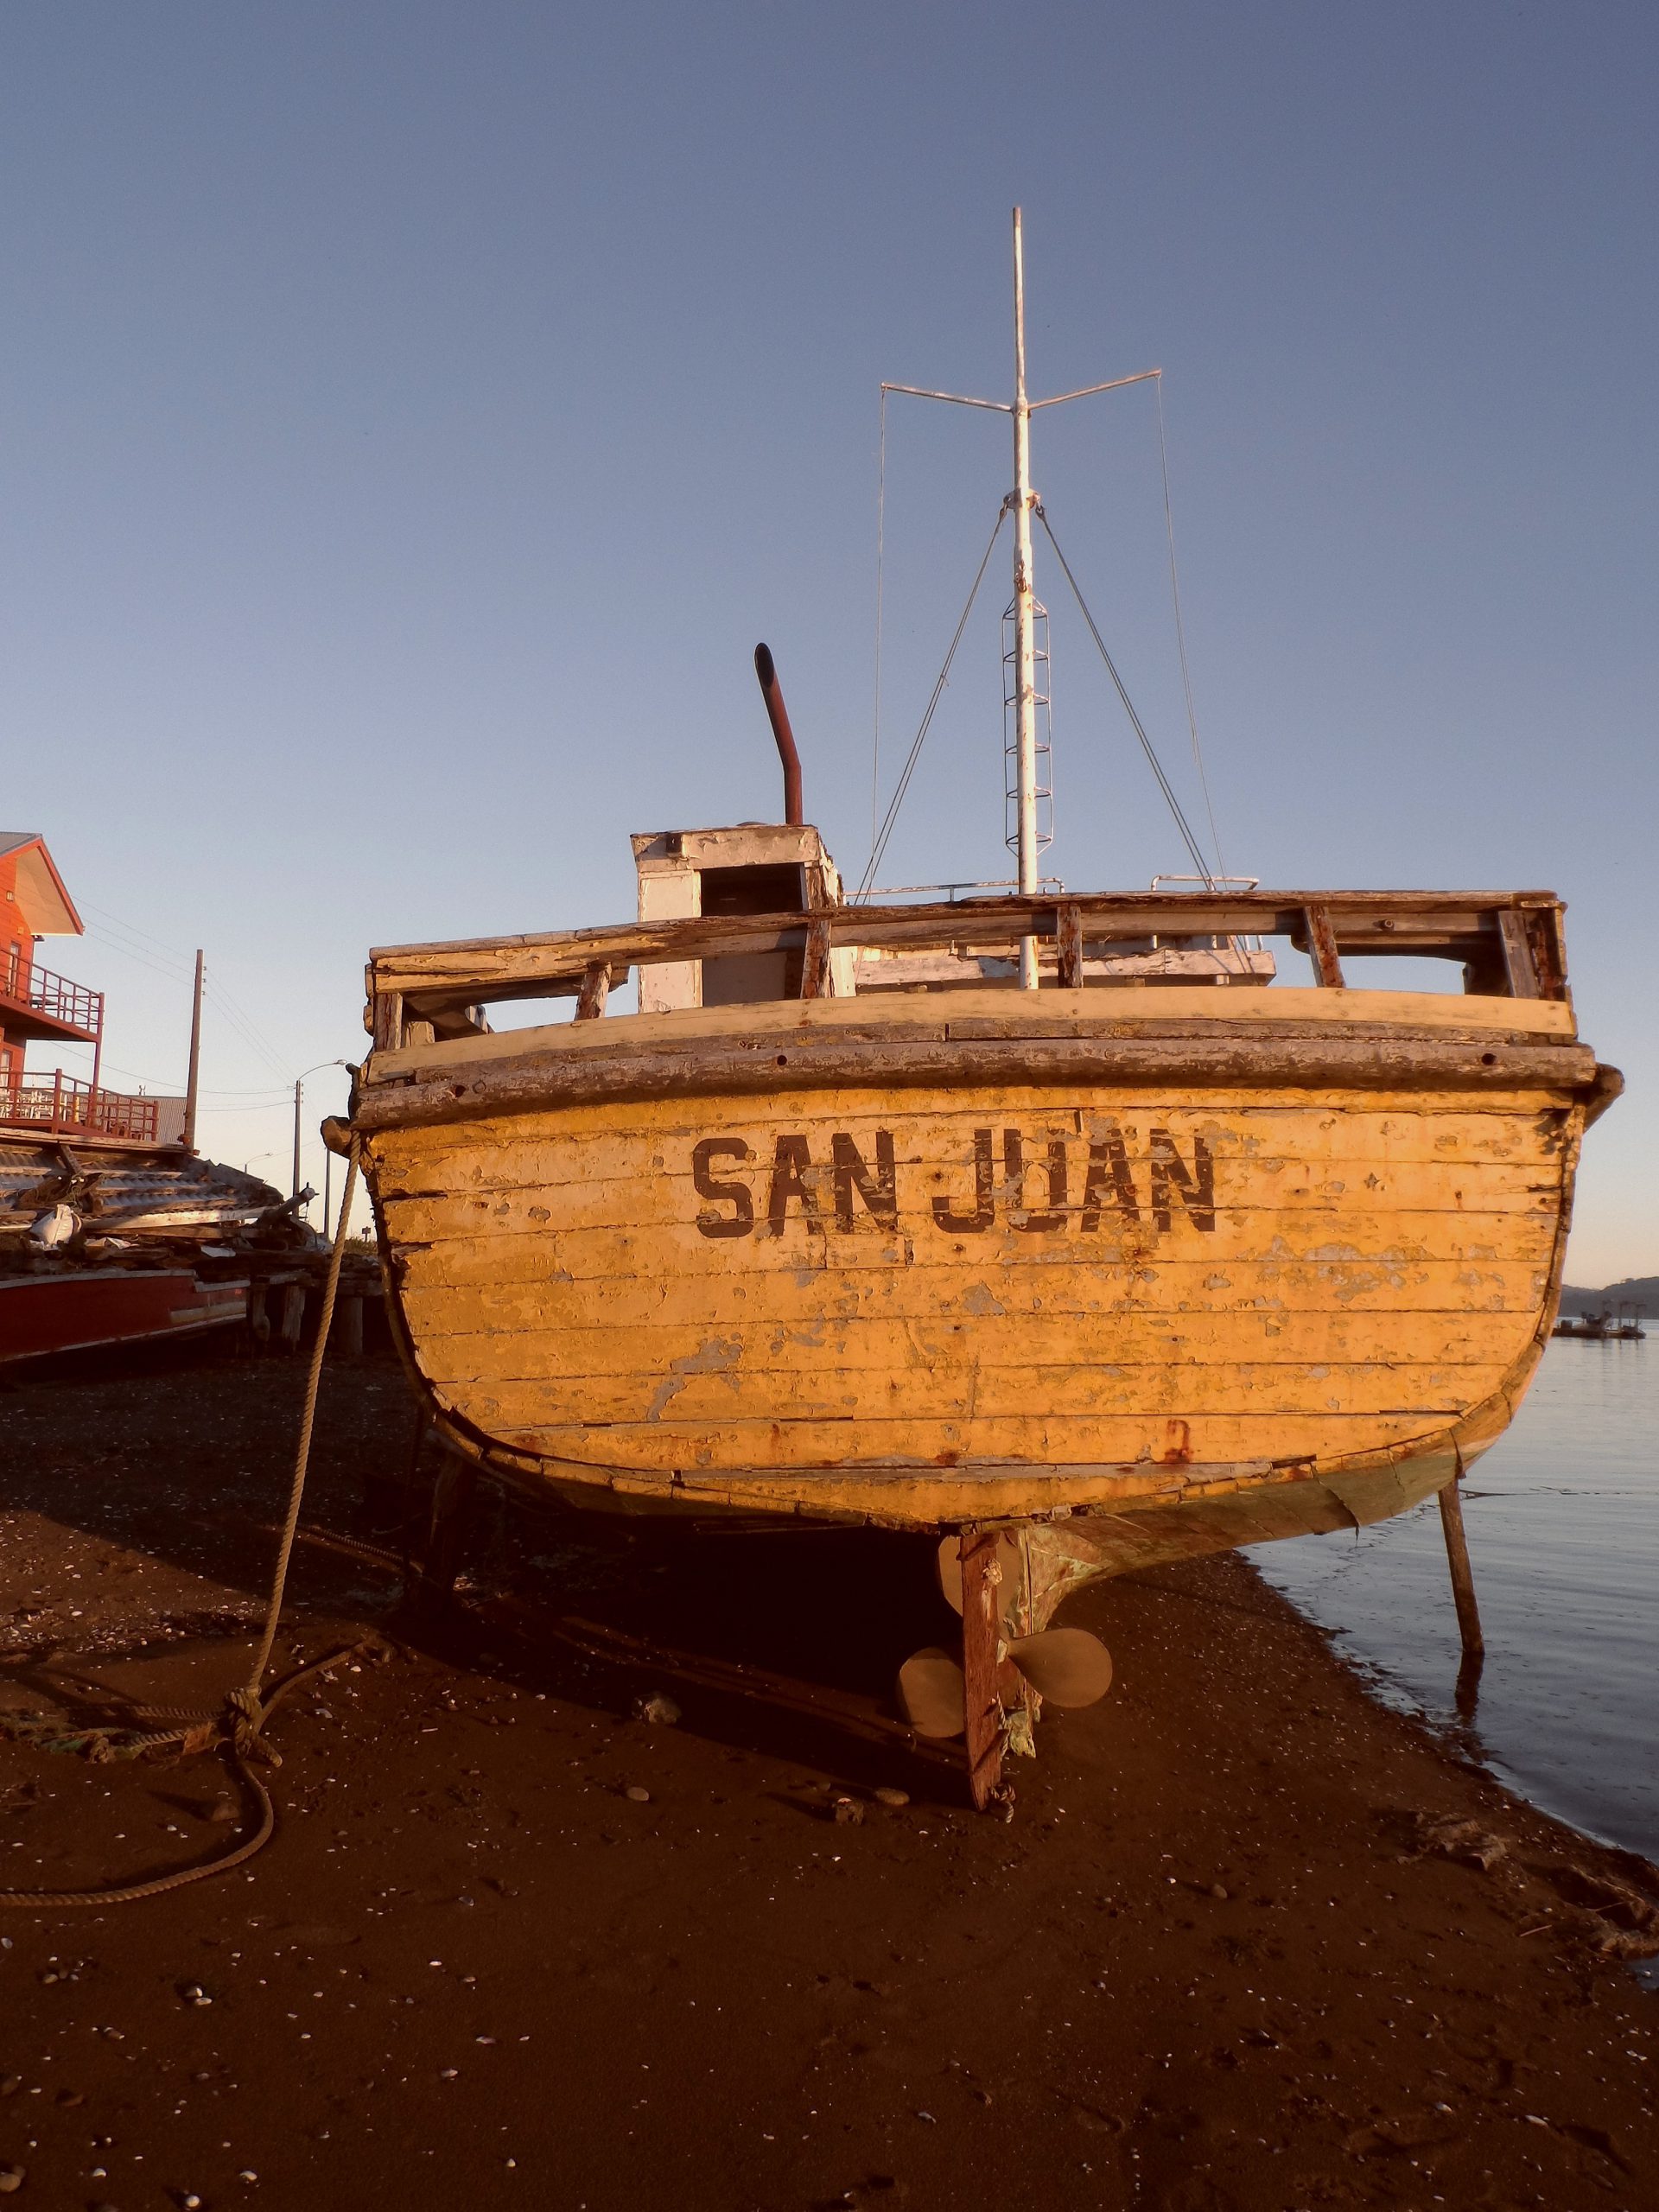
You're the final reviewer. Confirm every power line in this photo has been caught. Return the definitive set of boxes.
[80,899,294,1080]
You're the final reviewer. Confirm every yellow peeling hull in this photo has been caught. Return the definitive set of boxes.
[362,992,1591,1540]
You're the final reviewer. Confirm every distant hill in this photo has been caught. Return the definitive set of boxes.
[1560,1276,1658,1318]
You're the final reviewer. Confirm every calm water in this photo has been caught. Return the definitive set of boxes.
[1251,1340,1658,1864]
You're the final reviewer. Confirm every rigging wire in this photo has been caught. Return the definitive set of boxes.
[871,385,887,872]
[1154,373,1227,883]
[856,505,1009,900]
[1034,505,1216,886]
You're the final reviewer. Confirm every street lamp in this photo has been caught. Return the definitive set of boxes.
[293,1061,347,1224]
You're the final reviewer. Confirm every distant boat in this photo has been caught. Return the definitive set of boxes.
[341,214,1622,1807]
[1554,1303,1647,1341]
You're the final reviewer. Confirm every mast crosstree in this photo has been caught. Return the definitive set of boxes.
[881,207,1160,988]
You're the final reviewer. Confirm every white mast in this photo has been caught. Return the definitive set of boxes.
[880,216,1160,986]
[1010,208,1040,989]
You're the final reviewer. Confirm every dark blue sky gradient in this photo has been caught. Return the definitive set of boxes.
[3,3,1652,1272]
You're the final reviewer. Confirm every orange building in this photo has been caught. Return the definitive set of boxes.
[0,831,99,1103]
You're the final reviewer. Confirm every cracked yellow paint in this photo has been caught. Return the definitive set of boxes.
[366,1058,1586,1529]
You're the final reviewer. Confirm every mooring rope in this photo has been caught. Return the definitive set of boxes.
[0,1138,368,1910]
[246,1141,360,1693]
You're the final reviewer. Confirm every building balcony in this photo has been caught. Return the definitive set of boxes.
[0,957,101,1046]
[0,1074,180,1147]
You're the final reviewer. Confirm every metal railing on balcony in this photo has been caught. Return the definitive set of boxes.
[0,1074,159,1143]
[0,955,102,1038]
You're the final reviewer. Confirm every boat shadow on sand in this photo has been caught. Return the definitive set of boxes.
[0,1344,1033,1802]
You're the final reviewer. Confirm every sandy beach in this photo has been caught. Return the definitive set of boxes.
[3,1346,1656,2210]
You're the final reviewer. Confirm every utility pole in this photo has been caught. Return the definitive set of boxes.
[291,1060,346,1225]
[182,950,204,1152]
[1010,210,1040,989]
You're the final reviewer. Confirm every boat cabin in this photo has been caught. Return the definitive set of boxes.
[632,823,853,1011]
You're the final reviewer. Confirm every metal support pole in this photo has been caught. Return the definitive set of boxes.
[1437,1471,1484,1671]
[89,990,105,1127]
[182,950,204,1151]
[292,1077,303,1205]
[1011,208,1039,992]
[960,1529,1008,1812]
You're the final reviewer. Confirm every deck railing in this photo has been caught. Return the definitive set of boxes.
[365,887,1572,1046]
[0,1075,160,1143]
[0,956,102,1039]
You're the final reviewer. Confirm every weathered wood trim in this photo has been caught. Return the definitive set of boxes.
[352,1030,1599,1135]
[370,889,1569,1004]
[365,985,1576,1082]
[800,916,832,1001]
[1582,1062,1624,1129]
[1056,902,1084,988]
[1529,907,1570,1002]
[1498,910,1541,1000]
[371,990,404,1053]
[1303,904,1345,988]
[574,962,612,1021]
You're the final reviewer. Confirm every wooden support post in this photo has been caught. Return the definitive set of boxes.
[1056,903,1083,989]
[336,1294,364,1358]
[278,1282,307,1356]
[1497,910,1541,1000]
[1437,1471,1484,1673]
[420,1452,480,1604]
[800,916,833,1001]
[372,990,404,1052]
[246,1281,270,1355]
[1527,908,1569,1001]
[959,1529,1007,1813]
[575,962,612,1020]
[1304,904,1345,988]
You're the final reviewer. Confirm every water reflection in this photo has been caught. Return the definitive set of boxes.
[1251,1341,1657,1862]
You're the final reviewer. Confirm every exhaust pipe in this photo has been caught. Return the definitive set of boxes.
[753,643,804,827]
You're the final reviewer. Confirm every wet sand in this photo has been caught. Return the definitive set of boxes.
[2,1349,1656,2211]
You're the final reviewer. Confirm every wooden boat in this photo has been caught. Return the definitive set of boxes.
[1554,1304,1646,1341]
[341,217,1620,1806]
[0,1255,251,1363]
[0,1132,307,1367]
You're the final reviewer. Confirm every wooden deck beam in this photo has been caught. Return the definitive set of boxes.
[372,890,1571,1013]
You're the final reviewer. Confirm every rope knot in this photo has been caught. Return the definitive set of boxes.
[224,1687,276,1765]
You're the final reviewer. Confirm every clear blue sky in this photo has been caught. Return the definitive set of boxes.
[3,3,1652,1278]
